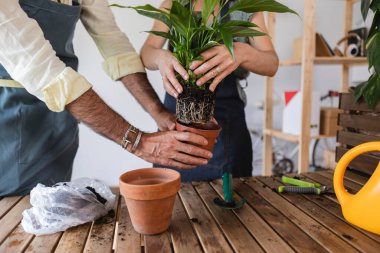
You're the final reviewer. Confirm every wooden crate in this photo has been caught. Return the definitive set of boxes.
[320,107,343,136]
[337,93,380,175]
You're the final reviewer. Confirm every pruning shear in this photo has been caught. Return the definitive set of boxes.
[277,176,334,195]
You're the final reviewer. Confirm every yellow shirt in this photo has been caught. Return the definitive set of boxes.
[0,0,145,112]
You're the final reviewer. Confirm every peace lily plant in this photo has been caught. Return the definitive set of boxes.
[112,0,297,124]
[355,0,380,108]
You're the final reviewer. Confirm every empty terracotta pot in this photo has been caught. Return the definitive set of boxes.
[119,168,180,235]
[175,120,221,152]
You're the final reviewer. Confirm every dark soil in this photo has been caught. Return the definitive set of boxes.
[176,86,215,124]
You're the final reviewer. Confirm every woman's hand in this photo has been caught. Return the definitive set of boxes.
[190,43,247,92]
[157,50,189,98]
[134,131,213,169]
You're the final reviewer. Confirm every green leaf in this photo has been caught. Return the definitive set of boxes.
[146,31,175,41]
[366,11,380,74]
[370,0,380,12]
[227,0,298,16]
[202,0,219,25]
[199,41,220,52]
[221,20,259,28]
[170,1,193,36]
[354,81,367,102]
[362,74,380,108]
[361,0,371,20]
[219,27,234,58]
[227,26,267,37]
[110,4,171,27]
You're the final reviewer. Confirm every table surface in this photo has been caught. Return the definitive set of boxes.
[1,170,380,253]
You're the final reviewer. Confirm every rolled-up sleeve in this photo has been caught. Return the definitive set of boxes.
[81,0,145,80]
[0,1,92,112]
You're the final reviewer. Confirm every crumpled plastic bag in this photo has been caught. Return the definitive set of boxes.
[21,178,116,235]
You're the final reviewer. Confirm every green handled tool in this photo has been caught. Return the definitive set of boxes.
[278,176,334,195]
[213,172,246,209]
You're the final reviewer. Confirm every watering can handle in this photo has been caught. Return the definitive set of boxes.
[334,142,380,205]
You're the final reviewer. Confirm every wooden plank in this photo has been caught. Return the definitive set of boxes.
[194,182,264,253]
[24,232,62,253]
[339,114,380,132]
[144,233,172,253]
[0,196,30,244]
[344,170,369,185]
[299,0,316,173]
[210,180,295,253]
[259,176,380,252]
[233,179,327,253]
[114,197,141,253]
[280,57,367,66]
[340,0,354,92]
[178,183,233,253]
[337,130,380,147]
[0,223,34,253]
[0,196,23,219]
[83,194,120,253]
[244,177,359,252]
[54,223,92,253]
[170,195,202,253]
[340,93,380,112]
[336,147,378,175]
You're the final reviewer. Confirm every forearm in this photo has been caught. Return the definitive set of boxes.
[140,45,164,70]
[236,42,279,77]
[66,88,128,146]
[120,73,166,120]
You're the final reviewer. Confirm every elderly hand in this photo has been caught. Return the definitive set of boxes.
[190,43,246,92]
[157,50,189,98]
[134,131,213,169]
[152,109,176,131]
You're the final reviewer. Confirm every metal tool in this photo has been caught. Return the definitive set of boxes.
[277,176,334,195]
[213,172,246,209]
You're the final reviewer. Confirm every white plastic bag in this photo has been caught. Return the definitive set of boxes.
[21,178,116,235]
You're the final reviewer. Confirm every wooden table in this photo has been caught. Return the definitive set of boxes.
[1,170,380,253]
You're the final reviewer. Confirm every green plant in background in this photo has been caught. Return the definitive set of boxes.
[355,0,380,107]
[111,0,296,90]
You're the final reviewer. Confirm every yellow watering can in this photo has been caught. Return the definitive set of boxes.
[334,141,380,235]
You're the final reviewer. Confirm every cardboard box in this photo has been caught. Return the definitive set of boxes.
[282,91,321,137]
[320,107,343,136]
[293,33,334,60]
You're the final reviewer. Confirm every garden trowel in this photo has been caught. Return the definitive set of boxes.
[213,172,246,209]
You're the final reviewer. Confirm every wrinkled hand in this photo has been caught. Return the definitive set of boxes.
[157,50,189,98]
[134,131,213,169]
[190,43,245,92]
[152,109,176,131]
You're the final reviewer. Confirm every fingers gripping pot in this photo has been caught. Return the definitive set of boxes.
[119,168,180,235]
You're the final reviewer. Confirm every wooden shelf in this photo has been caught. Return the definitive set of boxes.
[280,57,367,66]
[264,129,336,143]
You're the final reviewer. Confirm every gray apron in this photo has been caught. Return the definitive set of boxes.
[0,0,81,196]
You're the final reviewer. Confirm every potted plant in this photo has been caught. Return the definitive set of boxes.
[112,0,296,150]
[355,0,380,108]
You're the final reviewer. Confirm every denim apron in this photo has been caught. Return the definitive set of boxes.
[0,0,81,196]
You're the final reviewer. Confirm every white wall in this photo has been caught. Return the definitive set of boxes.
[72,0,371,186]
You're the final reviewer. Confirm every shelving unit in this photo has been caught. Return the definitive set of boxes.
[263,0,367,175]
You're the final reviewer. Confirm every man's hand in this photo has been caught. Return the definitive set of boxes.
[134,131,213,169]
[152,109,176,131]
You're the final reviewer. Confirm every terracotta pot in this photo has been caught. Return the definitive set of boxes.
[119,168,180,235]
[175,120,221,152]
